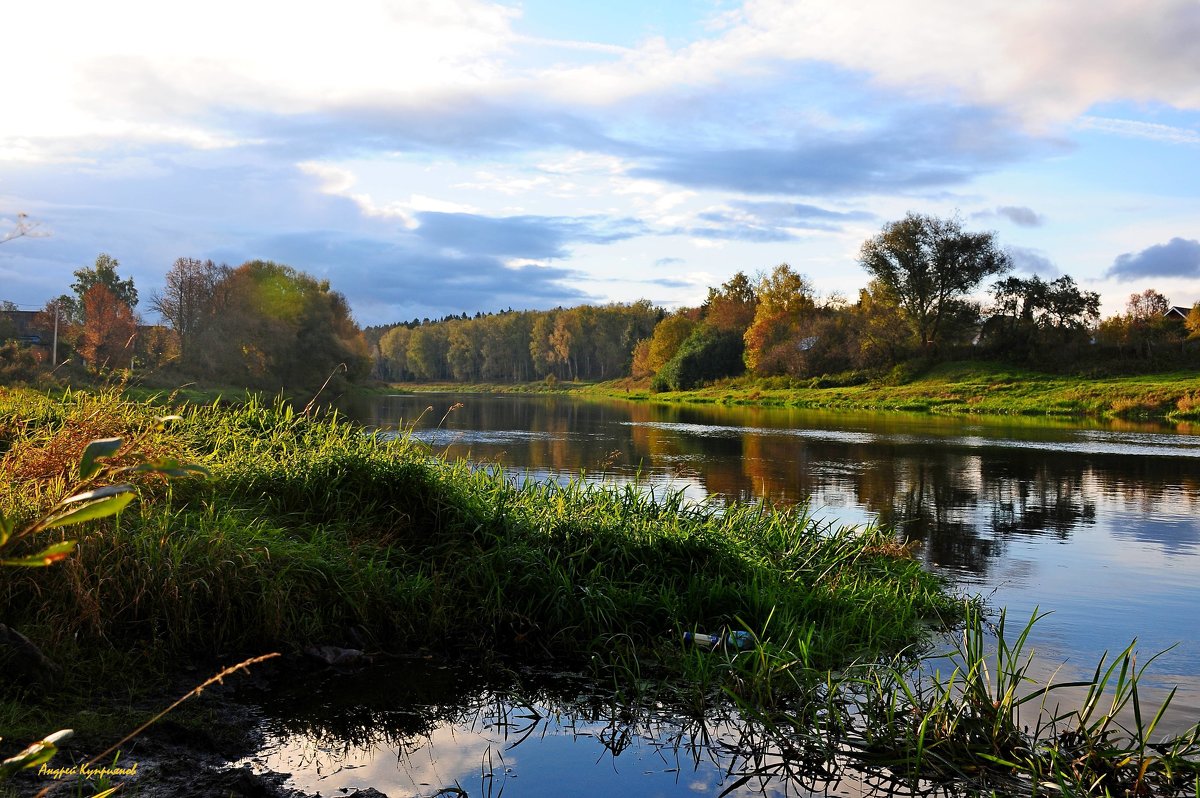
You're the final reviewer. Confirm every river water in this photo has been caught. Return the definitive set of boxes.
[247,393,1200,796]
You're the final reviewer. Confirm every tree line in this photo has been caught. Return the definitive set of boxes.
[3,255,369,392]
[369,212,1200,389]
[371,302,662,383]
[5,211,1199,392]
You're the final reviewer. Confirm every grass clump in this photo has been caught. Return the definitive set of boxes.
[842,606,1200,795]
[0,386,954,694]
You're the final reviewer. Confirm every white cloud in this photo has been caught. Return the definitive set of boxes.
[2,0,520,150]
[1077,117,1200,145]
[8,0,1197,164]
[534,0,1200,123]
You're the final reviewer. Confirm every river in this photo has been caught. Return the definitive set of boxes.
[246,392,1200,796]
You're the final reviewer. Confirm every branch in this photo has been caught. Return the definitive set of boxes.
[0,213,45,244]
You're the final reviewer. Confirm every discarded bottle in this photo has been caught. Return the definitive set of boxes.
[683,630,752,650]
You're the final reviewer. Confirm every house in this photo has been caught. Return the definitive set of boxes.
[1165,306,1192,321]
[0,309,45,346]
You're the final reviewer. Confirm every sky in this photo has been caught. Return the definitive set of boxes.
[1,0,1199,326]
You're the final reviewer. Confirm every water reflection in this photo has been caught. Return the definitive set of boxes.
[351,394,1200,576]
[244,661,976,798]
[346,393,1200,721]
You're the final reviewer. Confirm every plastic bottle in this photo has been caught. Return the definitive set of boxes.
[683,630,752,650]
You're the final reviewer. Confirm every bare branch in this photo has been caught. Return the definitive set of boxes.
[0,213,46,244]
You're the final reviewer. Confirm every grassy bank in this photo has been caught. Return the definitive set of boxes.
[393,361,1200,422]
[0,386,951,693]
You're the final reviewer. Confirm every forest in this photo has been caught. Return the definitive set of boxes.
[368,213,1200,391]
[4,212,1199,393]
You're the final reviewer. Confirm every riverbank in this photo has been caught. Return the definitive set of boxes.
[391,360,1200,422]
[0,386,953,790]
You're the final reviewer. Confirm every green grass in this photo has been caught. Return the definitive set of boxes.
[570,362,1200,422]
[0,386,953,690]
[391,361,1200,422]
[840,606,1200,795]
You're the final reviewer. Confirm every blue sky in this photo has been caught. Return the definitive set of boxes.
[1,0,1198,325]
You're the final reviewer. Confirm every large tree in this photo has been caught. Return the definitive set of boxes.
[71,253,138,312]
[78,284,137,370]
[196,260,369,391]
[858,213,1011,350]
[151,257,220,364]
[743,264,815,374]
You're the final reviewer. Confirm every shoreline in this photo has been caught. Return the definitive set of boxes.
[381,360,1200,424]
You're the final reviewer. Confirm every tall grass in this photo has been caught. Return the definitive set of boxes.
[0,387,954,690]
[834,606,1200,795]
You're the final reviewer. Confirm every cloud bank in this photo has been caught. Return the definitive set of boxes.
[1108,238,1200,279]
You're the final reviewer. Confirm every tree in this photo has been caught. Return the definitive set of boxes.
[646,314,697,374]
[703,271,757,333]
[1126,288,1170,321]
[743,264,816,375]
[378,325,413,380]
[1186,303,1200,341]
[984,275,1099,360]
[72,253,138,310]
[1123,289,1181,358]
[195,261,369,390]
[858,213,1011,350]
[652,326,745,391]
[151,258,219,364]
[407,325,450,381]
[853,280,911,368]
[77,285,137,371]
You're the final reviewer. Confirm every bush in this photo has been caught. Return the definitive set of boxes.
[653,327,745,391]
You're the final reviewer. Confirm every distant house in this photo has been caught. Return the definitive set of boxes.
[1165,306,1192,321]
[0,310,45,346]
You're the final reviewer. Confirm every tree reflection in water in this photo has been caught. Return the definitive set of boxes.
[351,393,1200,577]
[244,660,988,798]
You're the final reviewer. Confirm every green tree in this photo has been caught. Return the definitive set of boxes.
[378,325,413,380]
[72,253,138,311]
[646,314,697,374]
[984,275,1098,361]
[652,326,744,391]
[407,324,450,381]
[196,261,368,391]
[859,214,1011,351]
[854,280,911,368]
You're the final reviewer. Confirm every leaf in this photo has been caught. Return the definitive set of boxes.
[80,437,123,480]
[0,729,72,778]
[1,540,77,567]
[36,485,136,531]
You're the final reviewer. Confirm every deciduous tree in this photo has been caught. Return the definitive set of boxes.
[151,257,220,364]
[78,285,137,371]
[859,214,1010,350]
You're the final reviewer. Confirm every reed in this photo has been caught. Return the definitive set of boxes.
[832,605,1200,795]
